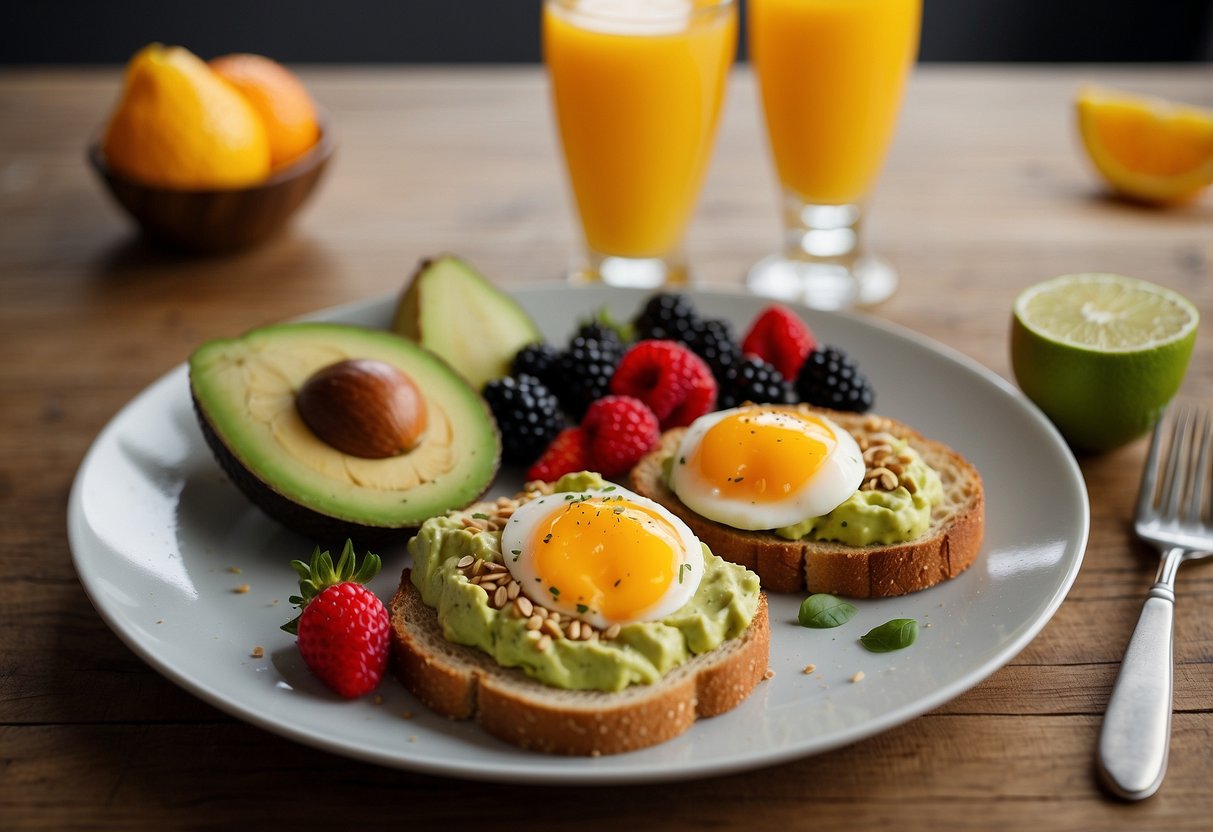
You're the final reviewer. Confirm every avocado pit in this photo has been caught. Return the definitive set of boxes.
[297,358,427,459]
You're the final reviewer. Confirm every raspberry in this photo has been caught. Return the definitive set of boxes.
[795,346,875,413]
[741,305,818,380]
[527,427,591,482]
[717,356,795,410]
[482,374,565,465]
[552,333,623,419]
[686,317,741,375]
[610,340,717,430]
[633,293,701,343]
[581,396,661,478]
[510,342,559,387]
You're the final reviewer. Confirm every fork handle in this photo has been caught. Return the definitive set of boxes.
[1096,552,1180,801]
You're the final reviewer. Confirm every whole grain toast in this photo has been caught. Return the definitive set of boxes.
[389,575,769,756]
[629,406,984,597]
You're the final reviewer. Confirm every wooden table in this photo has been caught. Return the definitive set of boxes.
[2,65,1211,830]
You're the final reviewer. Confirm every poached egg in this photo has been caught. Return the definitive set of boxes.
[500,485,703,630]
[669,406,865,530]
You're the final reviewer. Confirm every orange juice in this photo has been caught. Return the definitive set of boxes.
[749,0,920,205]
[544,0,736,260]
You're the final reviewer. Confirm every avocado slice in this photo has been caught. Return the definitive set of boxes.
[189,322,500,544]
[392,256,543,390]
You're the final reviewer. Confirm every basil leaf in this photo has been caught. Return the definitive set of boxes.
[860,618,918,652]
[797,593,858,629]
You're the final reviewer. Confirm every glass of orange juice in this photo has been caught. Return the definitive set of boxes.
[747,0,921,308]
[543,0,737,288]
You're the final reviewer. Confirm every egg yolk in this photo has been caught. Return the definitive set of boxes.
[688,410,836,502]
[530,499,682,623]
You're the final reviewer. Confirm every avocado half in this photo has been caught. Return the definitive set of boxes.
[189,322,500,544]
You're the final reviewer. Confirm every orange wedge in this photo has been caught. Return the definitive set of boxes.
[1076,87,1213,204]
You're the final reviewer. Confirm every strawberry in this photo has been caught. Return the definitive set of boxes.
[283,541,390,699]
[741,305,817,381]
[581,395,661,478]
[527,426,590,482]
[609,340,717,430]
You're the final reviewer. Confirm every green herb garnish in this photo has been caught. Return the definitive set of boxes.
[472,512,489,520]
[797,594,858,629]
[860,619,918,652]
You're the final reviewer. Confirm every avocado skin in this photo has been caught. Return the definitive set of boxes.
[191,392,431,548]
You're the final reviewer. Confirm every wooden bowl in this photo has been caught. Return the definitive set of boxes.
[88,123,334,254]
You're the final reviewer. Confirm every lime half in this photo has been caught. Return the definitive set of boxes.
[1011,273,1198,452]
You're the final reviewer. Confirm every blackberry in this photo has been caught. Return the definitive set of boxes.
[482,374,565,465]
[510,342,559,387]
[686,317,741,376]
[573,320,624,351]
[718,356,795,410]
[552,334,623,419]
[633,292,701,343]
[795,346,875,413]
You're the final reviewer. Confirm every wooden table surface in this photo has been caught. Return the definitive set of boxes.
[2,65,1211,831]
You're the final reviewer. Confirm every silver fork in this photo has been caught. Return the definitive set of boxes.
[1097,403,1213,800]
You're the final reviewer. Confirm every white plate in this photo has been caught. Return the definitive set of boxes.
[68,286,1088,784]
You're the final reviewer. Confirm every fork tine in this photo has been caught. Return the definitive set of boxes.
[1159,405,1192,520]
[1193,407,1213,523]
[1138,406,1171,519]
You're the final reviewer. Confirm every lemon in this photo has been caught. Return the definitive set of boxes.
[1076,87,1213,204]
[1011,274,1198,453]
[102,44,271,189]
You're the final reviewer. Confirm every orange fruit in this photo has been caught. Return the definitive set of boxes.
[1076,87,1213,204]
[210,53,320,169]
[102,44,271,189]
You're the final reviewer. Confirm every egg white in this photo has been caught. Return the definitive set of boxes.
[499,485,704,629]
[669,407,865,531]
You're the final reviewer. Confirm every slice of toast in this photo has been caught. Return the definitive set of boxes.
[629,407,984,597]
[389,573,770,756]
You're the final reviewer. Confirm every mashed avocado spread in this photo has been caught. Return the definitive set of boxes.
[664,437,944,546]
[408,473,761,692]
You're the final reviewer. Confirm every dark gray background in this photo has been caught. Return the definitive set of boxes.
[4,0,1213,64]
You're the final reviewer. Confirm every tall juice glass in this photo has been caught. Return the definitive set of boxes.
[544,0,737,287]
[747,0,921,308]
